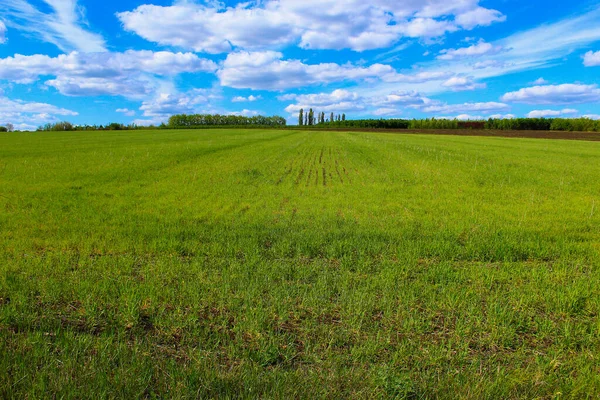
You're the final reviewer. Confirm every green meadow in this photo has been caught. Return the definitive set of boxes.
[1,129,599,398]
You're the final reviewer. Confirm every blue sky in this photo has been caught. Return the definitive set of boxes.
[1,0,600,129]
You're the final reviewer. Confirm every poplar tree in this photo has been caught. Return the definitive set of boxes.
[330,112,334,123]
[342,114,346,121]
[308,109,314,126]
[299,109,304,126]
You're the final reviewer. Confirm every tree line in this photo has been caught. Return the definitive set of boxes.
[484,118,600,132]
[298,109,345,126]
[168,114,286,128]
[4,115,599,133]
[300,113,600,132]
[26,114,287,132]
[36,122,150,132]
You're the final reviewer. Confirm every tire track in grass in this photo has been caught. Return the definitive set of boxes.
[276,150,300,185]
[328,147,334,185]
[294,148,311,185]
[319,147,327,186]
[336,147,352,184]
[306,150,318,187]
[335,155,344,184]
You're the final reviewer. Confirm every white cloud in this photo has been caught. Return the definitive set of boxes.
[228,109,260,117]
[583,50,600,66]
[375,91,435,108]
[232,95,262,103]
[399,18,456,38]
[438,40,503,60]
[489,114,516,119]
[284,89,366,114]
[583,114,600,120]
[363,8,600,99]
[454,7,506,29]
[218,51,400,90]
[132,117,164,127]
[532,78,548,85]
[0,51,217,82]
[492,9,600,71]
[435,113,514,120]
[138,88,222,120]
[0,51,217,97]
[501,84,600,104]
[422,102,509,114]
[0,21,6,44]
[117,1,505,53]
[373,108,403,116]
[1,0,105,52]
[140,93,205,119]
[218,51,451,90]
[0,95,78,130]
[526,108,578,118]
[282,89,434,117]
[281,88,512,122]
[472,60,511,69]
[116,108,135,117]
[46,76,156,97]
[441,76,486,91]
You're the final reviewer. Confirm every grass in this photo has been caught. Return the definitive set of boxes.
[1,128,599,398]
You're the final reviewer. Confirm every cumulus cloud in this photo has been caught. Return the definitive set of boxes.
[218,51,392,90]
[501,84,600,104]
[283,89,435,117]
[281,88,510,121]
[422,102,510,114]
[232,95,262,103]
[435,113,514,120]
[441,76,486,91]
[117,1,505,53]
[373,108,403,116]
[228,109,260,117]
[284,89,366,114]
[138,88,222,120]
[1,0,105,52]
[583,50,600,66]
[0,95,78,130]
[360,8,600,100]
[454,7,506,29]
[116,108,135,117]
[0,51,217,82]
[218,51,451,90]
[438,40,503,60]
[374,91,436,109]
[526,109,578,118]
[532,78,548,85]
[0,51,217,97]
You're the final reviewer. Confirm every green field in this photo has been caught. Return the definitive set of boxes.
[1,129,600,398]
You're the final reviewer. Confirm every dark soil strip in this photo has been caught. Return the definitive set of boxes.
[291,128,600,142]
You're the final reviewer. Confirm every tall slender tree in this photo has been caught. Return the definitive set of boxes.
[299,109,304,126]
[342,113,346,121]
[308,108,314,126]
[330,112,334,123]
